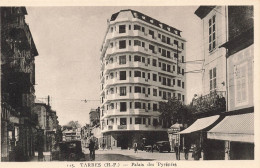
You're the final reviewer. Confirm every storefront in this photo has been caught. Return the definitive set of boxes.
[207,112,254,160]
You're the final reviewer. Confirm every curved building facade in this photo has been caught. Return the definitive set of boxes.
[100,9,186,149]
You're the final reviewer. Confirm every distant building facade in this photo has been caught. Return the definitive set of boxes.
[100,9,186,149]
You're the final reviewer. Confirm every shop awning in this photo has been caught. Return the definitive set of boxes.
[208,113,254,143]
[178,115,220,134]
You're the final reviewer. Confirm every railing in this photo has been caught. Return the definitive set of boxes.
[192,91,226,114]
[118,125,127,130]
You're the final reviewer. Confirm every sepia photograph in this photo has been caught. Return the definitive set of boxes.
[0,1,259,167]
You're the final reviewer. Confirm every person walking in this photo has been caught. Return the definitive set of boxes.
[174,144,180,160]
[89,135,96,161]
[133,143,138,153]
[184,145,191,160]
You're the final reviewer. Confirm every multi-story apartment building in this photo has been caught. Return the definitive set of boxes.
[1,7,38,161]
[100,9,186,149]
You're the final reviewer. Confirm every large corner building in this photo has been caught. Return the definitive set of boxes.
[100,9,186,149]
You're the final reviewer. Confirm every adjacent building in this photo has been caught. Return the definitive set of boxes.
[100,9,186,149]
[179,6,254,160]
[1,7,38,161]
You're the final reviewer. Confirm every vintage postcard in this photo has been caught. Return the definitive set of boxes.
[0,0,259,168]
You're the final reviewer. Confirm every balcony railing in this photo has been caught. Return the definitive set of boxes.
[191,91,226,114]
[118,125,127,130]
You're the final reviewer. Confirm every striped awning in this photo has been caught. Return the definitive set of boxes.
[208,113,254,143]
[178,115,220,134]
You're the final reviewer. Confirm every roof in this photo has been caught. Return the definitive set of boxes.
[110,9,182,37]
[194,6,216,19]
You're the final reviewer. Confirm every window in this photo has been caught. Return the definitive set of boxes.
[142,57,145,63]
[182,95,185,102]
[120,118,126,125]
[159,76,161,82]
[142,87,146,94]
[149,30,154,38]
[162,63,166,71]
[129,71,131,77]
[162,35,166,43]
[110,103,114,109]
[129,40,131,46]
[148,73,150,79]
[129,86,132,93]
[167,64,171,72]
[235,62,248,106]
[159,62,161,67]
[173,65,175,71]
[153,89,157,96]
[162,77,166,85]
[148,58,150,64]
[134,40,141,46]
[142,72,145,78]
[168,92,171,98]
[209,67,217,91]
[148,88,150,95]
[119,40,126,49]
[149,44,155,53]
[181,43,184,49]
[178,93,181,100]
[110,42,113,48]
[130,117,132,124]
[134,55,141,62]
[167,37,171,45]
[119,25,126,33]
[109,73,114,79]
[141,27,145,32]
[209,15,216,51]
[129,55,131,61]
[120,87,126,96]
[134,71,141,77]
[182,69,184,75]
[148,103,151,110]
[119,55,126,64]
[167,51,171,58]
[134,86,141,93]
[177,80,181,87]
[162,49,166,57]
[120,102,127,112]
[110,88,114,94]
[142,42,145,48]
[182,82,185,89]
[142,103,146,109]
[134,24,141,30]
[174,40,179,46]
[177,66,181,74]
[159,91,162,96]
[182,56,184,63]
[153,103,157,111]
[135,118,141,124]
[153,74,157,81]
[158,33,161,38]
[167,78,171,86]
[130,102,132,109]
[143,118,146,124]
[120,71,126,80]
[163,92,166,99]
[110,27,113,32]
[152,59,157,66]
[135,102,141,109]
[129,25,131,30]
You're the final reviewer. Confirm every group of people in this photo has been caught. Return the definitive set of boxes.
[174,144,202,160]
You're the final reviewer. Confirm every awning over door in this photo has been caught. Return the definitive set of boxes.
[208,113,254,143]
[178,115,220,134]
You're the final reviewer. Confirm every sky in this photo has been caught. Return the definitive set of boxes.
[25,6,203,126]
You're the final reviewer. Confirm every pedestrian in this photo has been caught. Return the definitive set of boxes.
[192,144,201,160]
[133,143,138,153]
[174,144,180,160]
[184,145,190,160]
[89,135,96,161]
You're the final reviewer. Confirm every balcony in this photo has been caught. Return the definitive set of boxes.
[118,125,127,130]
[191,91,226,114]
